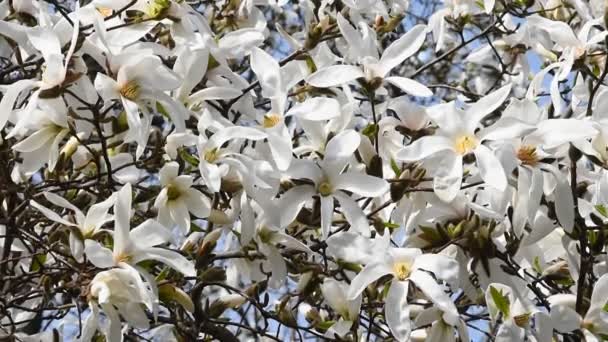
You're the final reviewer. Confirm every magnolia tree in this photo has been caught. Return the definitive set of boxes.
[4,0,608,341]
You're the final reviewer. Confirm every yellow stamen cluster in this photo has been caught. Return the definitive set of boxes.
[96,7,113,17]
[318,182,333,197]
[119,80,141,101]
[513,313,531,327]
[393,262,411,281]
[517,145,539,166]
[263,113,282,128]
[454,135,477,155]
[166,184,181,201]
[114,252,132,264]
[203,148,219,163]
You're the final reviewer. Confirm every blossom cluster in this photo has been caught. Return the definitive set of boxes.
[1,0,608,341]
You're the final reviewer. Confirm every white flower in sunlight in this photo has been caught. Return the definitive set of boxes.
[280,130,389,238]
[154,161,211,234]
[396,84,518,202]
[81,268,149,342]
[307,19,432,97]
[548,273,608,341]
[346,247,459,342]
[84,183,196,277]
[31,192,115,263]
[321,278,362,338]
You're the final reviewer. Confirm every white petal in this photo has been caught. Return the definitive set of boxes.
[396,136,453,161]
[385,281,412,342]
[334,192,370,237]
[433,154,463,202]
[306,65,365,88]
[250,47,282,98]
[324,129,361,161]
[474,144,507,190]
[84,240,115,268]
[12,126,57,152]
[130,219,171,249]
[465,83,512,132]
[380,25,427,75]
[30,200,76,227]
[385,76,433,97]
[412,254,459,288]
[136,247,195,277]
[285,97,341,120]
[410,270,459,325]
[333,172,389,197]
[320,195,334,239]
[113,183,133,255]
[184,188,211,218]
[347,262,392,300]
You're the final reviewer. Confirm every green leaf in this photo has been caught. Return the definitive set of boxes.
[156,102,170,118]
[179,148,200,167]
[390,158,401,177]
[489,286,511,318]
[30,253,46,272]
[596,204,608,218]
[362,124,379,139]
[383,221,400,229]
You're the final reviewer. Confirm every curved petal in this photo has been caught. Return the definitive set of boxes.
[84,240,115,268]
[113,183,133,255]
[379,24,427,74]
[279,185,316,227]
[347,262,393,300]
[334,192,370,237]
[321,195,334,239]
[396,136,453,161]
[136,247,195,277]
[184,188,211,218]
[306,65,365,88]
[333,172,389,197]
[433,153,463,202]
[324,129,361,161]
[385,76,433,97]
[285,97,341,121]
[474,144,507,191]
[130,219,171,249]
[410,270,459,325]
[385,281,412,342]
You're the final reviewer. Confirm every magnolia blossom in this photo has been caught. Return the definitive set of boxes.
[81,268,149,342]
[280,130,389,238]
[320,278,362,338]
[548,273,608,340]
[32,191,115,263]
[307,20,432,97]
[396,84,515,202]
[347,247,459,341]
[154,161,211,234]
[84,183,195,276]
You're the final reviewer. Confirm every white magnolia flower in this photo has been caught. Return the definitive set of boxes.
[280,130,389,238]
[154,161,211,234]
[31,192,115,263]
[320,278,362,338]
[548,273,608,341]
[347,247,459,342]
[396,84,515,202]
[84,183,196,277]
[81,268,149,342]
[307,21,432,97]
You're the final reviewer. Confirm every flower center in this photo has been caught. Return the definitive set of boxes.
[517,145,539,166]
[96,7,113,17]
[114,252,132,264]
[203,148,219,163]
[454,135,478,155]
[318,182,333,197]
[147,0,171,18]
[166,184,181,201]
[513,313,531,328]
[393,262,411,281]
[263,113,282,128]
[582,319,595,331]
[119,80,140,101]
